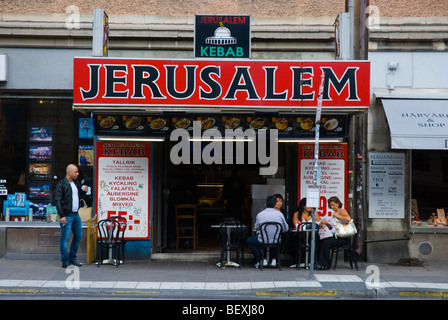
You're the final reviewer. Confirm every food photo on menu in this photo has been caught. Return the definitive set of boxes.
[222,116,244,130]
[246,116,269,130]
[172,117,193,130]
[296,116,346,137]
[123,115,145,131]
[271,116,293,134]
[198,116,220,130]
[147,116,170,132]
[96,115,121,132]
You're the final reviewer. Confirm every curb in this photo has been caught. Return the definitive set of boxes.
[2,285,448,299]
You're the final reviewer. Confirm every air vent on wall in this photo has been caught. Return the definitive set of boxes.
[418,241,433,256]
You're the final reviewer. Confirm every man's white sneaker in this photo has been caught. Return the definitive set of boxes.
[255,259,268,268]
[270,258,277,267]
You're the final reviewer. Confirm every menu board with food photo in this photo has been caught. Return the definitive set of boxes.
[296,117,315,136]
[246,117,269,130]
[271,117,293,135]
[172,117,194,131]
[222,116,245,130]
[197,116,220,131]
[122,116,146,132]
[147,116,170,132]
[296,116,347,137]
[96,115,121,133]
[321,117,346,136]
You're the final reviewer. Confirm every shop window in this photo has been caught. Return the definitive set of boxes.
[411,150,448,228]
[0,98,78,221]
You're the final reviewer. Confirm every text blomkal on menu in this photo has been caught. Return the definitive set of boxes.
[302,160,344,196]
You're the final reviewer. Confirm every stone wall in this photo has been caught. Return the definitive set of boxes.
[1,0,447,18]
[1,0,344,17]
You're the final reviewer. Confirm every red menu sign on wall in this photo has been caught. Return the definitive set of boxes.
[73,58,370,109]
[96,141,152,240]
[298,143,348,219]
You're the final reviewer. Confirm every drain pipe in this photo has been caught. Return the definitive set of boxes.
[348,0,354,59]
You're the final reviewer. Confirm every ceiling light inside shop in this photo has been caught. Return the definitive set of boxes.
[188,137,255,142]
[98,136,165,142]
[278,138,343,143]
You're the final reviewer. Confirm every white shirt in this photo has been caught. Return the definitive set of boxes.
[254,208,289,243]
[70,181,79,212]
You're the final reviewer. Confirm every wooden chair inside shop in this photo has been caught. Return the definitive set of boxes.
[175,204,198,251]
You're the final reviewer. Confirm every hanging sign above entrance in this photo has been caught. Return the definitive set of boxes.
[194,14,250,58]
[73,58,370,109]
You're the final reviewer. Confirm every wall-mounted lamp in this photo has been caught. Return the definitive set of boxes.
[388,60,399,72]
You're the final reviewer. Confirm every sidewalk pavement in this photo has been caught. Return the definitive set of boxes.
[1,256,448,299]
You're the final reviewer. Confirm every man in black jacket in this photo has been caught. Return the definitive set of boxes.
[54,164,85,268]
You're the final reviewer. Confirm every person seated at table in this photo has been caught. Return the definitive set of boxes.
[247,195,289,268]
[292,197,322,229]
[290,197,323,268]
[316,196,351,270]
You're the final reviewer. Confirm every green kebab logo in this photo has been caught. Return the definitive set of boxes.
[200,22,244,58]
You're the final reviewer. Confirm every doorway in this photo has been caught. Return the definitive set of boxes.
[162,140,291,252]
[165,162,261,251]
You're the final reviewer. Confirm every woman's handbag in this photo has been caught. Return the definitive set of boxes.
[78,199,93,222]
[334,219,357,239]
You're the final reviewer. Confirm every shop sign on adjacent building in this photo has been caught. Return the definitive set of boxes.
[95,141,152,240]
[194,15,250,58]
[0,54,7,81]
[368,152,405,219]
[73,58,370,109]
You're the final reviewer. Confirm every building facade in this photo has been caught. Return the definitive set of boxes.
[0,0,447,262]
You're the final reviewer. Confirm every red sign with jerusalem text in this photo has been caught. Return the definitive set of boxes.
[73,58,370,109]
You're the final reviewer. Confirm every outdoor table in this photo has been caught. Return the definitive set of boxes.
[211,224,248,268]
[290,222,318,269]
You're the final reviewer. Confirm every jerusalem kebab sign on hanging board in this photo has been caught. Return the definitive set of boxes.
[194,14,251,58]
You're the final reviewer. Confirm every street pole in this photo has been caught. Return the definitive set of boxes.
[308,72,325,280]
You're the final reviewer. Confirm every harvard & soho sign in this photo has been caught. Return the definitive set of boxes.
[73,58,370,108]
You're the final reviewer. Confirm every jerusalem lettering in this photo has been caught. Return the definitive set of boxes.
[74,59,370,108]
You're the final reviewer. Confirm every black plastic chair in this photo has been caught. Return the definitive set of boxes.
[109,216,127,264]
[97,218,122,267]
[218,218,245,269]
[330,233,359,271]
[259,222,283,271]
